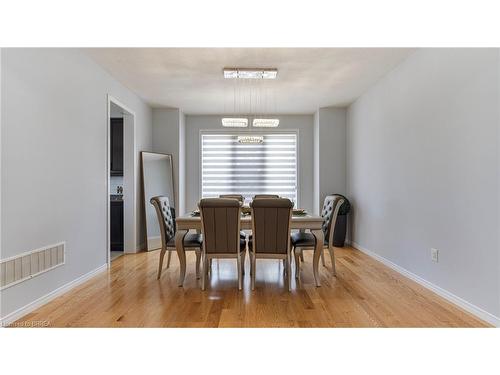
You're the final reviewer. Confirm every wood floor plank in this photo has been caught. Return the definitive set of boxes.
[10,247,490,327]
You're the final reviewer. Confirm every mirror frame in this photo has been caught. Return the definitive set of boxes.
[140,151,176,251]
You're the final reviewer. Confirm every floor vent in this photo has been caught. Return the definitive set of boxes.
[0,242,65,290]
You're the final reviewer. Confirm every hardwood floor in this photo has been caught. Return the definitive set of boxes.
[13,246,489,327]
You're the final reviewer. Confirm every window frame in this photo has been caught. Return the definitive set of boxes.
[199,128,300,207]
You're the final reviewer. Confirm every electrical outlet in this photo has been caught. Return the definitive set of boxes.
[431,248,439,263]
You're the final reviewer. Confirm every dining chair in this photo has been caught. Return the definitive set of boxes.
[219,194,244,205]
[251,195,281,243]
[150,196,203,280]
[219,194,247,240]
[248,198,294,291]
[198,198,246,290]
[291,195,344,278]
[253,194,280,199]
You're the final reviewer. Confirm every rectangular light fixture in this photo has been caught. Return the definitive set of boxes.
[223,68,277,79]
[221,118,248,127]
[253,118,280,127]
[237,135,264,144]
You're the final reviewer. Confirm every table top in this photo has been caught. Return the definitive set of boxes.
[176,212,324,230]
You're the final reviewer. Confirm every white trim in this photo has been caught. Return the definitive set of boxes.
[146,236,162,251]
[351,241,500,327]
[0,263,107,326]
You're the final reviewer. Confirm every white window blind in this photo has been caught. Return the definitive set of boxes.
[201,133,298,205]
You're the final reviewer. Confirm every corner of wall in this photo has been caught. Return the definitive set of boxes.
[316,106,348,207]
[313,109,320,215]
[178,110,186,215]
[151,107,184,213]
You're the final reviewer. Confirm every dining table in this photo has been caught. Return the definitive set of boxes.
[175,212,325,287]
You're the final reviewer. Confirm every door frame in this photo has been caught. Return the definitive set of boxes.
[106,95,137,266]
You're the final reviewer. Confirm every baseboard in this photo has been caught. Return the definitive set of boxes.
[146,236,161,251]
[0,263,107,326]
[351,241,500,327]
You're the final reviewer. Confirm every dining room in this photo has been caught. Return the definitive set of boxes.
[3,47,498,330]
[2,4,500,375]
[4,48,496,327]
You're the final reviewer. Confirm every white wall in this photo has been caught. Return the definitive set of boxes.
[313,111,320,214]
[151,108,185,213]
[0,48,152,319]
[315,107,347,214]
[184,115,315,212]
[178,111,186,215]
[347,48,500,321]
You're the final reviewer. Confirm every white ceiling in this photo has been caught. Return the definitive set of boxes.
[85,48,415,114]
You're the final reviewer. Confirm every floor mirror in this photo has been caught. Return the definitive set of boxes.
[141,152,175,251]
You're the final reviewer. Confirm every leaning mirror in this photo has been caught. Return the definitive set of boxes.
[141,152,175,251]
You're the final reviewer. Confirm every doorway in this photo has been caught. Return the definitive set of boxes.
[107,95,136,265]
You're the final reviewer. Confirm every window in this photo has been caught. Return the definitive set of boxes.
[201,132,298,205]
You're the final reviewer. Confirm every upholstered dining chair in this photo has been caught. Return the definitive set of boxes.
[219,194,244,205]
[198,198,246,290]
[253,194,280,199]
[219,194,247,239]
[150,196,203,280]
[219,194,247,240]
[248,198,294,291]
[291,195,344,278]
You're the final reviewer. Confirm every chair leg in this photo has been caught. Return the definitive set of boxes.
[195,250,201,279]
[241,250,246,276]
[201,254,207,291]
[300,252,305,262]
[294,248,300,279]
[166,250,172,269]
[321,247,326,267]
[286,255,292,292]
[251,253,256,291]
[237,254,242,291]
[328,247,336,276]
[157,247,167,280]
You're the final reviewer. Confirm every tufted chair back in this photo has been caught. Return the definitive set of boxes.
[219,194,244,205]
[199,198,241,254]
[250,198,293,254]
[150,196,176,249]
[321,195,345,246]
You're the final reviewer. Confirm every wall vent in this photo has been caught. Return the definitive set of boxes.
[0,242,65,290]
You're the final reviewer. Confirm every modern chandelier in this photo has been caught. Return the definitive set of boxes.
[253,118,279,127]
[221,118,248,127]
[221,67,280,141]
[223,68,278,80]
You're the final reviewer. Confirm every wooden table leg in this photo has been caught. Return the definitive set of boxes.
[175,230,188,287]
[311,229,324,287]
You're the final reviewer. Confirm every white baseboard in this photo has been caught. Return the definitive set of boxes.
[0,263,107,326]
[350,241,500,327]
[146,236,161,251]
